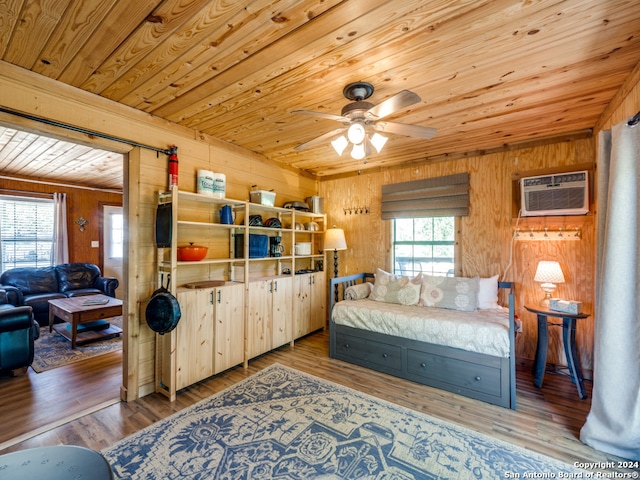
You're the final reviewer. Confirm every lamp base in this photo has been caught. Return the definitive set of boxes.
[539,284,557,308]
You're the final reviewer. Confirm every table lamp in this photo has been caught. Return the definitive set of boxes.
[534,260,565,307]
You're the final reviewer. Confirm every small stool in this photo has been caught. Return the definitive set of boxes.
[525,304,590,399]
[0,445,113,479]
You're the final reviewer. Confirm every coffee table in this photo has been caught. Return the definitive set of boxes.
[48,294,123,349]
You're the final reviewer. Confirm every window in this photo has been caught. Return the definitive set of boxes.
[0,195,55,273]
[109,212,124,259]
[393,217,455,277]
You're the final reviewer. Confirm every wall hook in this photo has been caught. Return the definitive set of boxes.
[515,227,582,241]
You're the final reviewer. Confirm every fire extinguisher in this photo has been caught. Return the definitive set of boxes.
[168,145,179,189]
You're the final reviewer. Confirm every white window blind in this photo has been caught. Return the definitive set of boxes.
[0,195,55,273]
[381,173,470,219]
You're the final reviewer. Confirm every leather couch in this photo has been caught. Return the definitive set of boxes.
[0,289,39,375]
[0,263,119,327]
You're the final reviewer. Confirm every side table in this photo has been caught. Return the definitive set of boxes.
[525,304,590,399]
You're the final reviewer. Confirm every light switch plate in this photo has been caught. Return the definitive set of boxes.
[91,240,99,248]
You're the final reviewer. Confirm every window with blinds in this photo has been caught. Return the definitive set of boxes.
[384,173,468,276]
[0,195,55,273]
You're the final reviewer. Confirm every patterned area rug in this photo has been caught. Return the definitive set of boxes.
[103,364,585,479]
[31,317,122,373]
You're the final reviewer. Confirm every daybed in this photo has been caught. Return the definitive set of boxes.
[329,271,516,409]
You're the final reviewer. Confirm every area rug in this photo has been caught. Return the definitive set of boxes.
[31,317,122,373]
[102,364,585,479]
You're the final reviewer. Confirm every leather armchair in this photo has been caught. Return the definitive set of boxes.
[0,299,39,375]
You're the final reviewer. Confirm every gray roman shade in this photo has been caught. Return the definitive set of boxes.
[381,173,469,219]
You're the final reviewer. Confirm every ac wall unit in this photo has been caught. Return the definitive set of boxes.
[520,170,589,216]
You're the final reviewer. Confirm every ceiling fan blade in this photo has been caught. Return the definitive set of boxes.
[366,90,421,120]
[373,121,437,139]
[292,109,348,122]
[294,128,346,151]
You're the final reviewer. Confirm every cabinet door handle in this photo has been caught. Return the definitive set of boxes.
[217,290,221,304]
[312,275,315,284]
[308,276,312,285]
[475,376,481,381]
[210,291,214,305]
[382,353,389,358]
[274,281,278,292]
[420,362,427,368]
[344,343,350,348]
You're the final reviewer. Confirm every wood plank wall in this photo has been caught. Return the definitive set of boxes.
[319,138,597,374]
[0,178,122,268]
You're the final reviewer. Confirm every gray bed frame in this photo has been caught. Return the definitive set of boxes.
[329,273,517,409]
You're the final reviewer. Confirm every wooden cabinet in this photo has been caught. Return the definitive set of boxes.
[174,288,214,390]
[294,271,326,339]
[172,283,244,390]
[247,277,293,359]
[213,283,245,373]
[155,189,326,399]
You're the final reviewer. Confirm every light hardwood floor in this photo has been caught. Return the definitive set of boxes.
[0,331,634,474]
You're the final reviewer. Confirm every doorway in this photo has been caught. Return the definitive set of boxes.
[102,205,124,300]
[0,122,129,448]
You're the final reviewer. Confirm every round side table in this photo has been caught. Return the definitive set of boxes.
[525,304,590,399]
[0,445,113,479]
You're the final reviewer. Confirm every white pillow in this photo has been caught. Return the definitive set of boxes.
[478,275,500,309]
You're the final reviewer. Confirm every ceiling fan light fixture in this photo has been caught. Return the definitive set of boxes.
[370,132,388,153]
[293,82,436,160]
[347,123,366,145]
[331,135,348,156]
[351,142,366,160]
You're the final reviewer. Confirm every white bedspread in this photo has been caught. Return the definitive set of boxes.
[331,299,511,358]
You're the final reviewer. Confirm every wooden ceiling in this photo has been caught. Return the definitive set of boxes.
[1,0,639,189]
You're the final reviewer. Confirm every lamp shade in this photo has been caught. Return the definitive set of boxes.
[331,135,348,156]
[324,227,347,251]
[534,261,565,284]
[347,123,366,144]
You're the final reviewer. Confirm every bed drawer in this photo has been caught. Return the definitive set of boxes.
[407,349,501,396]
[334,333,403,372]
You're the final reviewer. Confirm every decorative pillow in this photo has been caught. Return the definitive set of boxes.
[344,282,373,300]
[419,274,479,311]
[370,268,421,305]
[478,275,501,309]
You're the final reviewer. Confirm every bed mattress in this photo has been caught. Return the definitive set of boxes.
[331,299,511,358]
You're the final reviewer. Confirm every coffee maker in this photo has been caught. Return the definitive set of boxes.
[269,236,284,257]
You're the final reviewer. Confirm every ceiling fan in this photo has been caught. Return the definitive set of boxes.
[292,81,436,159]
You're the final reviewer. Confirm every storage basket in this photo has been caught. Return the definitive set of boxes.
[234,234,269,258]
[250,190,276,206]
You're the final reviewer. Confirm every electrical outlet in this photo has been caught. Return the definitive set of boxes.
[91,241,99,248]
